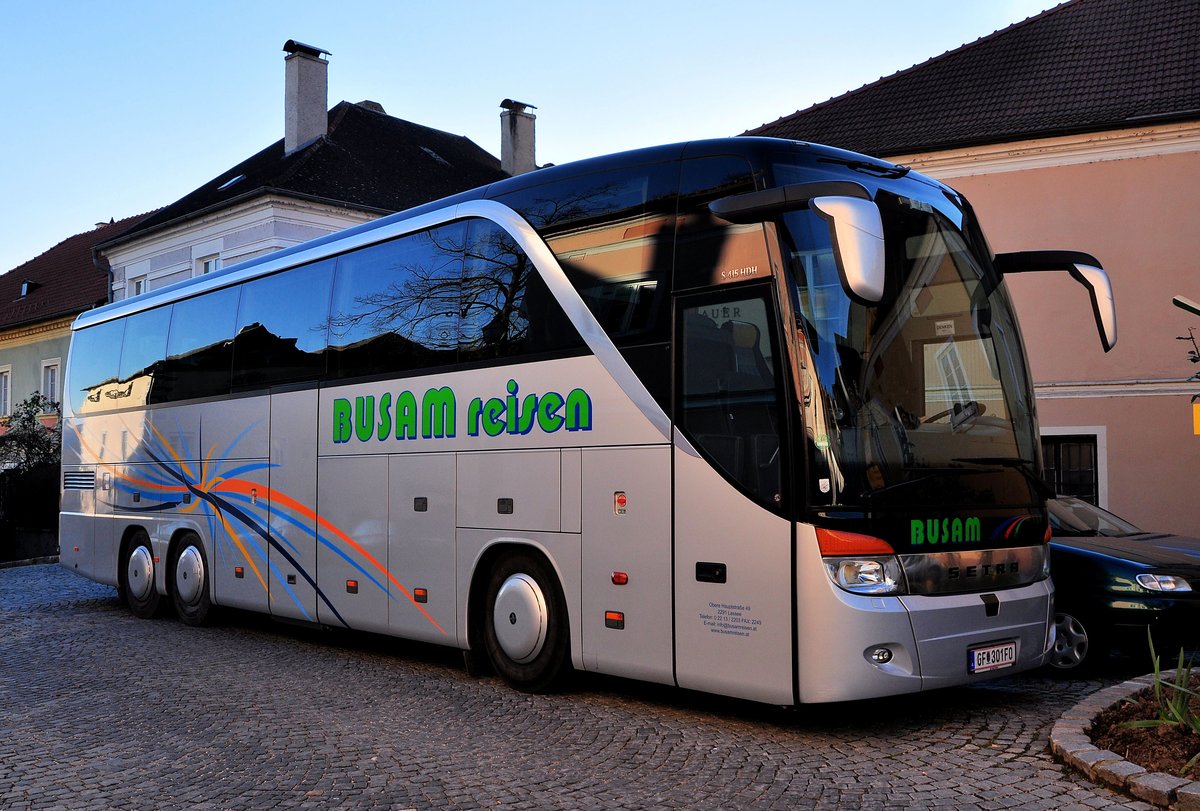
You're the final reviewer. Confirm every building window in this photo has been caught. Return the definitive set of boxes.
[1042,434,1099,504]
[198,255,221,275]
[41,359,60,408]
[0,365,10,417]
[132,277,147,297]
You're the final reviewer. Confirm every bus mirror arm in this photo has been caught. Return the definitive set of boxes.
[993,251,1117,352]
[708,183,885,305]
[707,181,870,223]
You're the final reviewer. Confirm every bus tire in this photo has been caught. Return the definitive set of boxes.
[483,550,570,693]
[122,529,161,619]
[170,533,212,627]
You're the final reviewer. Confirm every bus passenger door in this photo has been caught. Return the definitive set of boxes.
[268,389,319,623]
[672,289,796,706]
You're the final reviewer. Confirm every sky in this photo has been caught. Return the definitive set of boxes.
[0,0,1064,274]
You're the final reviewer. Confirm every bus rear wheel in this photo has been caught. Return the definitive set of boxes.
[122,529,161,619]
[171,533,212,627]
[483,551,570,693]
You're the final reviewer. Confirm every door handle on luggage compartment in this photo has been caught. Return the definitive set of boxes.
[695,561,727,583]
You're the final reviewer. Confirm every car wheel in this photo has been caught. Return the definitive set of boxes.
[122,529,161,619]
[171,533,212,627]
[482,550,570,693]
[1049,611,1099,673]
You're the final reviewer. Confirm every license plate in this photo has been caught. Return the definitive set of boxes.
[969,641,1017,674]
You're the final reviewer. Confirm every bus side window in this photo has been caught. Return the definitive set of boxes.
[66,319,125,415]
[161,286,239,403]
[458,219,584,362]
[493,163,677,347]
[232,260,334,389]
[326,223,466,380]
[675,156,760,292]
[677,292,785,511]
[120,306,172,407]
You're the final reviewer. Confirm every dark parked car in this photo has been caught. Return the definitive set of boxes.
[1048,496,1200,672]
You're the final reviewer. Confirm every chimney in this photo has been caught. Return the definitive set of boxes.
[500,99,537,175]
[283,40,331,155]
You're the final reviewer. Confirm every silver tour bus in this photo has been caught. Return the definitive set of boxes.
[59,138,1116,704]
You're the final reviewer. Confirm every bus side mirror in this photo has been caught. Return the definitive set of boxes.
[810,196,886,304]
[993,251,1117,352]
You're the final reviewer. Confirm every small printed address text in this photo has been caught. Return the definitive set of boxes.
[699,602,762,638]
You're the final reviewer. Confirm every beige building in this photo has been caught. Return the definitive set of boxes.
[750,0,1200,533]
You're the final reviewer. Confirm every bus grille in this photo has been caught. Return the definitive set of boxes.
[63,471,96,491]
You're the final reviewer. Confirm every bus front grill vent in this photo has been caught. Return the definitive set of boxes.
[63,471,96,491]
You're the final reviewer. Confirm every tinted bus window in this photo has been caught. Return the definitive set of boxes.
[233,260,333,389]
[675,156,764,291]
[327,223,465,380]
[678,291,784,510]
[494,164,677,345]
[458,219,584,363]
[119,306,172,407]
[163,286,239,402]
[67,319,125,415]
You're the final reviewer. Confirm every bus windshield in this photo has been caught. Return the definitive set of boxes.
[778,182,1040,513]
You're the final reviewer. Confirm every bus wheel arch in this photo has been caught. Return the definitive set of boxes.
[167,530,212,627]
[470,543,571,692]
[119,526,161,619]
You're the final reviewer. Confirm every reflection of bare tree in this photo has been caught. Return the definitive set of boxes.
[324,182,630,363]
[326,224,466,352]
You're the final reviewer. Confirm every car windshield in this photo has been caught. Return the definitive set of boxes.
[1048,497,1145,537]
[777,182,1041,512]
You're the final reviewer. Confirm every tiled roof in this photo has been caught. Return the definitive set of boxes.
[0,212,150,331]
[101,101,508,249]
[747,0,1200,156]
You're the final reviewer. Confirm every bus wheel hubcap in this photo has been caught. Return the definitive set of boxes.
[493,573,548,664]
[127,546,154,601]
[175,546,204,604]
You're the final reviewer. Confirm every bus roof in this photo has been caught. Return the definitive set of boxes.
[74,137,911,331]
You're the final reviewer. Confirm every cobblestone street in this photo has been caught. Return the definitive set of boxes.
[0,564,1153,809]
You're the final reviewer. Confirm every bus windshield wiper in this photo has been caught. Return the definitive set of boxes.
[951,457,1055,499]
[861,466,989,501]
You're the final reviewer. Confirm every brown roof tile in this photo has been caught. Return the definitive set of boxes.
[0,212,150,330]
[747,0,1200,156]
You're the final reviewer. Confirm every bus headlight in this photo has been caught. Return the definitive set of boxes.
[824,557,905,596]
[1136,574,1192,592]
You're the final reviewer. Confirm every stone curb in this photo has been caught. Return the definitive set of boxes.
[1050,671,1200,809]
[0,555,59,570]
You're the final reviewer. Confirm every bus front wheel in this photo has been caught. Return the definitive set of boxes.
[483,551,570,693]
[171,533,212,627]
[122,529,161,619]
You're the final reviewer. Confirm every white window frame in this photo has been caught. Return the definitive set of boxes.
[132,276,147,297]
[0,364,11,418]
[1040,425,1108,508]
[41,358,61,409]
[197,255,222,276]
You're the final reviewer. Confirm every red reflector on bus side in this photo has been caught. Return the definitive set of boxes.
[611,571,629,586]
[816,528,894,556]
[413,588,428,603]
[604,611,625,630]
[347,580,359,594]
[234,567,244,579]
